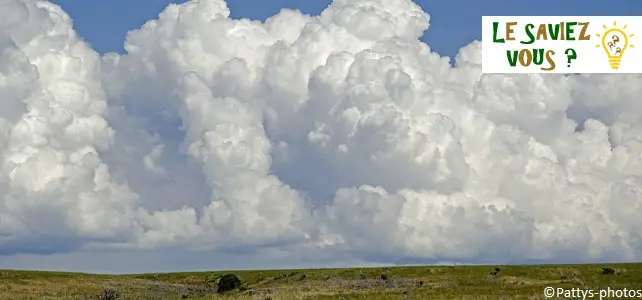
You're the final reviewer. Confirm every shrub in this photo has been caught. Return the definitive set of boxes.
[204,274,220,286]
[217,274,241,293]
[98,286,122,300]
[602,267,616,275]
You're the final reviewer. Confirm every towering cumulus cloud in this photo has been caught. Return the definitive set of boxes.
[1,0,642,270]
[0,0,145,254]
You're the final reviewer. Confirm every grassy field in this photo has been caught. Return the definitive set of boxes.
[1,263,641,299]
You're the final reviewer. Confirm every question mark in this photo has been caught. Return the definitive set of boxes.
[565,48,577,67]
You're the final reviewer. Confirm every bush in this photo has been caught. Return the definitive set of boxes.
[98,286,122,300]
[205,274,219,285]
[217,274,241,293]
[602,267,616,275]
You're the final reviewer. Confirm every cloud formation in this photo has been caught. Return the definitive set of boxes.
[1,0,642,270]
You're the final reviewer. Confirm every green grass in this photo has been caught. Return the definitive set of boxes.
[1,263,641,299]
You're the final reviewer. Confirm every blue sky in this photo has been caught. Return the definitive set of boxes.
[52,0,642,59]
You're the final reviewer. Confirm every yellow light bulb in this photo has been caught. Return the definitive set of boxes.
[596,22,635,70]
[602,28,628,69]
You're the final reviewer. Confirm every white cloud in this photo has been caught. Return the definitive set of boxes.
[1,0,641,270]
[143,145,165,174]
[0,0,145,249]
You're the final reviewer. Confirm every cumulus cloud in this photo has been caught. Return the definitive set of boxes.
[0,0,146,252]
[1,0,642,270]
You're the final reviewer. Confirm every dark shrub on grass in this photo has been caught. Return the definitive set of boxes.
[218,274,241,293]
[602,267,616,275]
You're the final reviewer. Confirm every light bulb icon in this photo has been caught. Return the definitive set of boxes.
[596,21,635,70]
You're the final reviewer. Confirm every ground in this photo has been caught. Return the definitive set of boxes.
[1,263,641,299]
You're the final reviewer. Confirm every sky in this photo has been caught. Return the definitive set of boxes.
[51,0,642,58]
[1,0,642,274]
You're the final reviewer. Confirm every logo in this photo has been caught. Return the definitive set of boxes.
[596,21,635,69]
[481,16,642,73]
